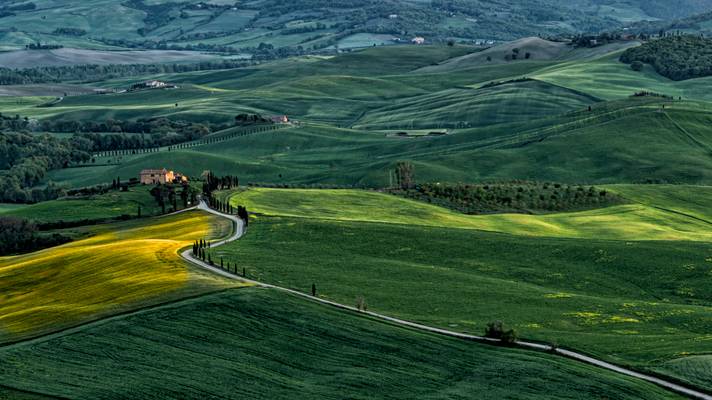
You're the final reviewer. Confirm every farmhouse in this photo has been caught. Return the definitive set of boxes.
[140,169,188,185]
[129,80,176,91]
[411,37,426,45]
[270,115,290,124]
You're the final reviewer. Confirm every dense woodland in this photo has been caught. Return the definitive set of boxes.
[0,216,72,256]
[620,35,712,80]
[0,132,89,203]
[0,61,251,85]
[393,182,623,214]
[0,114,257,203]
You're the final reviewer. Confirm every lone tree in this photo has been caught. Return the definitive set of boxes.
[311,283,316,296]
[485,320,518,346]
[394,161,415,190]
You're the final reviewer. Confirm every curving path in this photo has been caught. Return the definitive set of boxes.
[183,201,712,400]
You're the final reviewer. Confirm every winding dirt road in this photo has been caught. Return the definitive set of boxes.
[184,201,712,400]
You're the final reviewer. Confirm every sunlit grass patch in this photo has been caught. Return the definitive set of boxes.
[544,293,575,299]
[0,211,241,341]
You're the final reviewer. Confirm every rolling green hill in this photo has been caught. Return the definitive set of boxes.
[4,42,712,195]
[0,288,687,399]
[34,97,712,189]
[219,186,712,392]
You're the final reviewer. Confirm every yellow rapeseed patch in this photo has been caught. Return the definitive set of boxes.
[0,211,240,339]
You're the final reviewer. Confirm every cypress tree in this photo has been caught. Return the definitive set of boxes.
[220,257,224,268]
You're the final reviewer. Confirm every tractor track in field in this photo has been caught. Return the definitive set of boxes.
[183,200,712,400]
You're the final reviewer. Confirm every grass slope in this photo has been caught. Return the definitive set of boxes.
[219,187,712,390]
[230,187,712,241]
[30,95,712,190]
[352,80,598,130]
[3,187,161,223]
[0,211,236,343]
[0,288,685,400]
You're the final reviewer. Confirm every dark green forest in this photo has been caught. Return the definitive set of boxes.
[621,35,712,80]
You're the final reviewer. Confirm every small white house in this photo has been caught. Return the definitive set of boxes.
[411,37,425,45]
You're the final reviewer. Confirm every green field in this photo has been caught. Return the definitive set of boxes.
[0,288,685,399]
[2,187,161,223]
[3,34,712,398]
[219,187,712,391]
[0,203,27,214]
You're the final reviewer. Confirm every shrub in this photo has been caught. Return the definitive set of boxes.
[485,320,518,345]
[631,61,644,71]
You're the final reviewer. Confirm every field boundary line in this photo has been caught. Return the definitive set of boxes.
[0,289,237,351]
[184,201,712,400]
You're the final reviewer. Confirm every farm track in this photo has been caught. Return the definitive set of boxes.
[184,201,712,400]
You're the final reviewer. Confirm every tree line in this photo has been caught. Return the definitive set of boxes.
[202,172,239,198]
[0,60,251,86]
[192,238,247,277]
[149,183,199,214]
[392,181,623,214]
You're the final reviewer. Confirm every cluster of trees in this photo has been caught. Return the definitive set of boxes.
[0,217,71,256]
[481,77,532,89]
[0,61,251,86]
[620,35,712,80]
[234,114,273,126]
[65,119,223,151]
[150,183,198,214]
[503,48,532,61]
[207,195,249,226]
[25,43,63,50]
[282,22,328,35]
[484,321,518,346]
[202,172,239,198]
[0,117,229,153]
[632,91,673,99]
[570,32,624,48]
[0,132,91,203]
[192,238,245,276]
[192,238,212,264]
[392,181,622,214]
[625,12,712,37]
[52,27,87,36]
[393,161,415,190]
